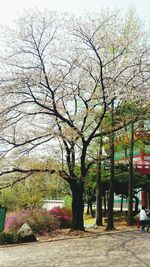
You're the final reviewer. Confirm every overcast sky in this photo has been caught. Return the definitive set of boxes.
[0,0,149,26]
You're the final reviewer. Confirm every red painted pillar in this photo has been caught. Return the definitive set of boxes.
[142,191,147,208]
[140,150,144,162]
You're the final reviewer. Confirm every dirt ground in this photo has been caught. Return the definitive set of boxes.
[37,221,138,243]
[1,231,150,267]
[1,222,147,267]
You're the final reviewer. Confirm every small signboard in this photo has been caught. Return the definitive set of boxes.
[0,207,7,232]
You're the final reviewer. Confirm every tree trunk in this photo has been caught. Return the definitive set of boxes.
[133,195,139,216]
[120,194,123,212]
[87,203,90,214]
[106,141,115,230]
[87,200,94,217]
[106,101,115,231]
[70,180,85,231]
[127,123,134,225]
[96,136,103,226]
[103,193,107,216]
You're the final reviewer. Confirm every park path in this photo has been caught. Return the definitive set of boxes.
[0,231,150,267]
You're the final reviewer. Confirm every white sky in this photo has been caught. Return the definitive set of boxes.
[0,0,149,26]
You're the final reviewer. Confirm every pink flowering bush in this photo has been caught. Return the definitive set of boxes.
[49,207,72,228]
[5,210,30,232]
[5,209,60,234]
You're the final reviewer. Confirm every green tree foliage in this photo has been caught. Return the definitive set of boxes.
[0,172,69,210]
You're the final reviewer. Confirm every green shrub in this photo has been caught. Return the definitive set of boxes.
[0,232,22,245]
[63,196,72,209]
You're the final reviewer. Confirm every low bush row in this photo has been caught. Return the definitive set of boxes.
[0,232,24,245]
[0,231,37,245]
[5,207,72,233]
[5,209,60,234]
[0,207,72,245]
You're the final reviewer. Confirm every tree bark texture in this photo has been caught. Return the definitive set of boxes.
[70,180,85,231]
[106,138,115,230]
[96,136,103,226]
[127,123,134,226]
[106,102,115,230]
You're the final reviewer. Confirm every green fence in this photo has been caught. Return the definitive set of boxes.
[0,207,7,232]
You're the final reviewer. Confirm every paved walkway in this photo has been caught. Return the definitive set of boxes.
[0,231,150,267]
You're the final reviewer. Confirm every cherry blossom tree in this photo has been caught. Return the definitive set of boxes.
[0,9,149,230]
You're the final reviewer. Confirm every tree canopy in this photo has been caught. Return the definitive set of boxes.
[0,9,150,230]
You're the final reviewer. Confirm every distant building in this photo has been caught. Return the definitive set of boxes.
[114,120,150,208]
[42,199,64,210]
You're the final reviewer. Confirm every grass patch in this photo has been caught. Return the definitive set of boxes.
[84,213,95,225]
